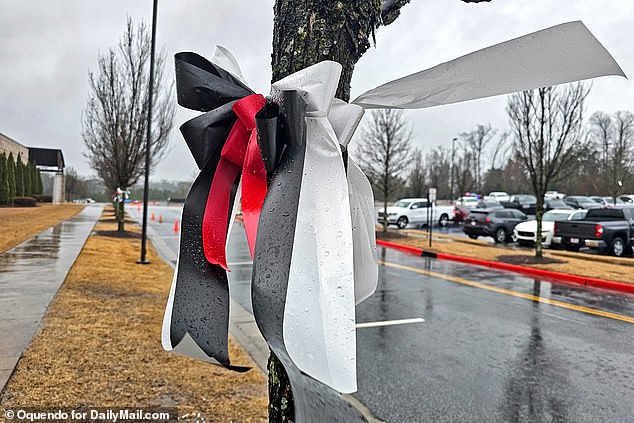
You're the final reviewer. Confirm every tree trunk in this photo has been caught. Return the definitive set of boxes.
[534,195,543,258]
[267,352,295,422]
[382,198,389,232]
[116,200,126,232]
[272,0,381,101]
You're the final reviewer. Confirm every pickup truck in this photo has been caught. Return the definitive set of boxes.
[377,198,455,229]
[552,206,634,257]
[500,194,537,215]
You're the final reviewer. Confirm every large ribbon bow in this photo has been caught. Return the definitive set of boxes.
[164,21,624,423]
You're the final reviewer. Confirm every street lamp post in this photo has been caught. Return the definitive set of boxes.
[450,137,458,202]
[138,0,158,265]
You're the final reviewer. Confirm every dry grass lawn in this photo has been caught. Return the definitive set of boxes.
[391,228,634,285]
[0,203,85,253]
[0,207,267,422]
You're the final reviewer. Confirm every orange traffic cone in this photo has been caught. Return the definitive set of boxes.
[158,215,163,224]
[151,212,155,221]
[174,219,179,234]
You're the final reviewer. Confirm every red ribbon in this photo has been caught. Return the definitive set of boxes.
[202,94,267,270]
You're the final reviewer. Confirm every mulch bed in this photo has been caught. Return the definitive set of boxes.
[93,229,142,239]
[496,254,565,265]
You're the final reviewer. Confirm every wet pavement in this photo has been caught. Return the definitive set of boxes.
[355,249,634,422]
[134,204,634,422]
[0,205,103,393]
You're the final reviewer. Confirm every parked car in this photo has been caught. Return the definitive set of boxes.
[590,196,608,205]
[544,198,572,212]
[453,203,470,223]
[463,208,527,243]
[600,196,628,206]
[488,191,510,202]
[545,190,565,199]
[513,209,587,248]
[553,206,634,256]
[476,198,504,209]
[455,195,480,208]
[500,194,537,215]
[563,196,601,209]
[620,195,634,203]
[377,198,455,229]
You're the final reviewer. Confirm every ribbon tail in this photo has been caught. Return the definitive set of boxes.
[348,159,378,305]
[202,158,240,271]
[241,130,268,257]
[352,21,625,109]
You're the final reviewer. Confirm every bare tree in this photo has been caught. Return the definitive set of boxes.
[82,18,174,231]
[507,83,590,258]
[490,131,510,171]
[426,146,451,199]
[65,167,89,202]
[406,147,427,197]
[454,148,475,196]
[460,124,496,192]
[355,109,413,232]
[588,111,634,199]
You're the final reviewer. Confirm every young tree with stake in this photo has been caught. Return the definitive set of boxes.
[82,18,174,231]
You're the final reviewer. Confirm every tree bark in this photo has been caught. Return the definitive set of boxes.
[116,200,126,232]
[272,0,382,101]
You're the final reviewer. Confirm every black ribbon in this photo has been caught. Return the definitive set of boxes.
[168,52,252,371]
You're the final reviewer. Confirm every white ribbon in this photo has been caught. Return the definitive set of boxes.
[328,99,378,304]
[272,61,359,393]
[353,21,625,109]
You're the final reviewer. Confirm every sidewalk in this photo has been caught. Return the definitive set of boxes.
[0,205,103,392]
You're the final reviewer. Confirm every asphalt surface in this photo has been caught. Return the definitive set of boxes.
[132,204,634,423]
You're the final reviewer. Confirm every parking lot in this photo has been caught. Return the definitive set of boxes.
[378,194,634,258]
[132,204,634,422]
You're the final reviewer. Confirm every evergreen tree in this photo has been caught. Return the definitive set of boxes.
[24,160,32,196]
[36,168,43,195]
[30,162,39,195]
[15,155,24,197]
[0,153,8,205]
[7,153,16,200]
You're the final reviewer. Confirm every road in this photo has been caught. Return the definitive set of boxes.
[131,204,634,423]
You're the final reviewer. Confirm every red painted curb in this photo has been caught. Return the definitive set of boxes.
[375,239,424,255]
[375,239,634,294]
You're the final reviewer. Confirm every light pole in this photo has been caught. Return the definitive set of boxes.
[138,0,158,265]
[450,137,458,202]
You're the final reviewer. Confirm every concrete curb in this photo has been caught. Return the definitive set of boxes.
[376,239,634,294]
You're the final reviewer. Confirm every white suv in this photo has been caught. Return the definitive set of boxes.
[488,191,510,202]
[377,198,455,229]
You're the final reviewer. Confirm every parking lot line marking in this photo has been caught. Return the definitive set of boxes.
[227,261,253,266]
[356,318,425,329]
[380,260,634,324]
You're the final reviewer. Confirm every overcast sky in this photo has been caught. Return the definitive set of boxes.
[1,0,632,183]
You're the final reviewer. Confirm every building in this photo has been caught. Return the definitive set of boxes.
[0,132,29,162]
[0,132,66,203]
[28,147,66,204]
